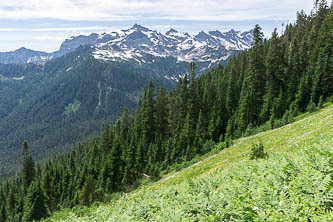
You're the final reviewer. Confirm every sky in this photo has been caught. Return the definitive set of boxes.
[0,0,323,52]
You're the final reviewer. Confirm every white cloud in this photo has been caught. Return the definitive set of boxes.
[0,0,327,52]
[0,26,110,32]
[0,0,316,21]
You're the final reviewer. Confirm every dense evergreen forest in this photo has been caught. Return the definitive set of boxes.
[0,2,332,221]
[0,46,177,181]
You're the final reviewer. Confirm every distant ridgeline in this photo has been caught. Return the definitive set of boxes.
[0,2,333,222]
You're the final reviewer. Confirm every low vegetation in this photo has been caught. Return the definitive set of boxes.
[45,103,333,221]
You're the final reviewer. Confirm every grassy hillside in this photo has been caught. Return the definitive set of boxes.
[45,104,333,221]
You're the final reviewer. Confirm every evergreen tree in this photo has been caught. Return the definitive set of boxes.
[260,28,285,123]
[238,24,266,129]
[6,188,15,220]
[141,81,156,146]
[23,181,48,222]
[79,175,96,206]
[22,142,35,192]
[226,57,240,113]
[0,205,5,222]
[109,136,123,191]
[154,86,169,140]
[120,107,132,145]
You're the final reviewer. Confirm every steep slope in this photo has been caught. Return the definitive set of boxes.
[46,104,333,221]
[0,63,44,120]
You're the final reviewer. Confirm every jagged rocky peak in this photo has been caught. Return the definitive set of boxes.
[229,28,237,33]
[16,47,28,52]
[240,29,254,40]
[0,24,254,65]
[130,24,151,32]
[194,31,213,41]
[93,24,253,64]
[166,28,178,35]
[208,30,223,38]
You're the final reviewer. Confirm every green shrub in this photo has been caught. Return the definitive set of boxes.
[326,96,333,103]
[72,205,90,217]
[306,99,317,113]
[250,140,268,160]
[318,96,324,109]
[282,109,296,124]
[201,140,216,154]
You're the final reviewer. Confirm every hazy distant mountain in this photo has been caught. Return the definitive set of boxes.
[0,47,52,64]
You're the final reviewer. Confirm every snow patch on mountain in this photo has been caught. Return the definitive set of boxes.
[0,24,253,67]
[88,25,253,64]
[12,76,24,80]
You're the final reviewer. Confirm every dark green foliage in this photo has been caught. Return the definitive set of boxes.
[307,98,317,113]
[0,205,5,222]
[0,3,332,221]
[0,46,177,181]
[22,142,35,191]
[250,141,268,160]
[22,181,48,222]
[318,95,324,109]
[79,176,96,206]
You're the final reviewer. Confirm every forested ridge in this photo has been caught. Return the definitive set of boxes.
[0,45,177,181]
[0,2,332,221]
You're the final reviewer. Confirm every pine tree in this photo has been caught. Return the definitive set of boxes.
[109,136,123,191]
[6,188,15,220]
[295,74,311,112]
[250,25,266,120]
[42,171,53,210]
[79,175,96,206]
[260,28,285,123]
[120,107,132,145]
[141,81,156,146]
[154,86,169,140]
[23,181,48,222]
[238,24,266,130]
[22,141,35,192]
[313,6,333,100]
[188,62,199,127]
[0,205,6,222]
[306,97,317,113]
[226,57,239,113]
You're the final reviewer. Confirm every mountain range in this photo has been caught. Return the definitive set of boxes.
[0,24,253,72]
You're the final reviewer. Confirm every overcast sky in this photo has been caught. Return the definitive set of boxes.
[0,0,324,52]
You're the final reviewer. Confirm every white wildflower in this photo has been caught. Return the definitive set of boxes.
[253,206,259,211]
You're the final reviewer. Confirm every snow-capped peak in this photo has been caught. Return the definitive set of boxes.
[131,24,152,32]
[0,24,253,66]
[90,25,253,64]
[166,28,178,35]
